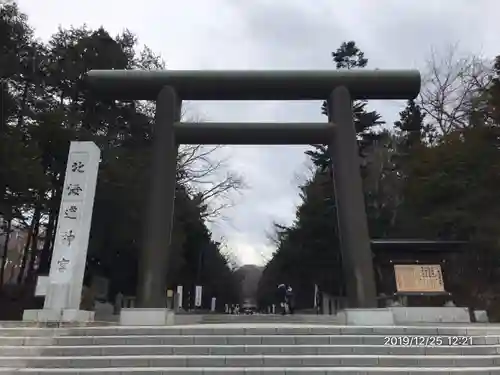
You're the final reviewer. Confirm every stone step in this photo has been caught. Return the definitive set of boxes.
[2,354,500,368]
[197,316,345,324]
[3,324,500,373]
[2,344,500,356]
[2,325,500,337]
[0,367,499,374]
[0,321,114,328]
[1,335,496,346]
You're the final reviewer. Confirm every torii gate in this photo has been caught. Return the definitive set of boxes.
[86,69,420,312]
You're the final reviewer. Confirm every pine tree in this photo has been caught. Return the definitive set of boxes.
[306,41,384,170]
[394,99,426,152]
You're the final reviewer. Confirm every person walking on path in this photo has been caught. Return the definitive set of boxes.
[285,285,294,315]
[277,284,287,315]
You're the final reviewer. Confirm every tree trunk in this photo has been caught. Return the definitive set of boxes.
[37,194,57,275]
[17,203,41,284]
[16,81,29,129]
[0,217,12,289]
[25,208,42,283]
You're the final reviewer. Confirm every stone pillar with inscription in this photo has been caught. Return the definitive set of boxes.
[23,141,100,323]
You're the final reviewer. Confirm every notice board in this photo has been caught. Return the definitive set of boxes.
[394,264,445,293]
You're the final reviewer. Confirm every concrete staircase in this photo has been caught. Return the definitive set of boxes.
[2,323,500,373]
[173,313,346,325]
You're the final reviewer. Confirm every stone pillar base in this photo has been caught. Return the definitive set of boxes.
[338,307,472,326]
[23,309,95,323]
[119,308,175,326]
[391,306,471,324]
[341,308,394,326]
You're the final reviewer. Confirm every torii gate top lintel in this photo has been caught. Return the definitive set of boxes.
[85,69,421,101]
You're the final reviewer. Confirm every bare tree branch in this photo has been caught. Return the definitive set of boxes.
[178,143,247,220]
[135,101,247,220]
[419,44,494,135]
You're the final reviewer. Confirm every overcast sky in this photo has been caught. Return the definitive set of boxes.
[16,0,498,266]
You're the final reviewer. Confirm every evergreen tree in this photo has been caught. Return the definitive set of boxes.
[258,41,386,307]
[0,5,241,313]
[257,169,343,309]
[394,99,425,150]
[306,41,384,170]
